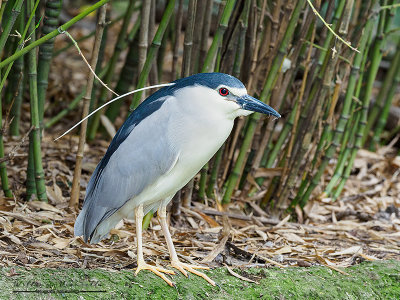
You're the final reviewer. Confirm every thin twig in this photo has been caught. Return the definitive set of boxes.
[69,5,108,210]
[0,126,33,163]
[58,29,119,97]
[306,0,360,53]
[55,83,175,141]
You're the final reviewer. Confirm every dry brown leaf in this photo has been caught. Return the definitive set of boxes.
[331,246,363,256]
[53,237,72,249]
[28,200,64,214]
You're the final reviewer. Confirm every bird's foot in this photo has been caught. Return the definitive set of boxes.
[170,260,216,286]
[135,260,176,287]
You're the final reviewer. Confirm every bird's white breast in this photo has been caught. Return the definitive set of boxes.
[113,86,238,221]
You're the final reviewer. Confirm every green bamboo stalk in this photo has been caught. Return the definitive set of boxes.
[190,0,207,74]
[0,0,23,55]
[26,139,37,199]
[322,26,373,199]
[361,2,391,146]
[206,145,225,199]
[5,13,24,131]
[324,5,384,201]
[202,0,236,73]
[196,0,237,199]
[45,62,109,128]
[222,0,306,204]
[87,0,137,140]
[305,9,371,200]
[45,89,85,128]
[198,0,214,70]
[88,10,109,117]
[130,0,176,110]
[9,54,24,136]
[367,42,399,150]
[253,21,315,195]
[0,0,39,94]
[0,0,9,25]
[323,107,361,197]
[180,0,197,208]
[314,0,347,69]
[0,0,40,198]
[0,0,110,69]
[0,127,12,197]
[370,43,400,150]
[232,0,250,78]
[52,14,124,57]
[37,0,63,125]
[26,0,47,201]
[181,0,197,77]
[105,16,141,122]
[148,0,158,86]
[138,0,151,74]
[206,1,250,199]
[171,0,183,80]
[70,4,107,210]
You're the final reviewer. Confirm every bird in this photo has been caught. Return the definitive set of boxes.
[74,72,280,286]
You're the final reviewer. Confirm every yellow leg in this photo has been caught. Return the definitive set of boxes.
[158,206,216,286]
[135,204,175,286]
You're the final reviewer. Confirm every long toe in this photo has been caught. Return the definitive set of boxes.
[170,260,216,286]
[135,262,175,287]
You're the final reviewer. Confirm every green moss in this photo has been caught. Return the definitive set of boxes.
[1,260,400,299]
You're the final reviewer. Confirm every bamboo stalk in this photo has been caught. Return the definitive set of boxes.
[179,0,197,208]
[105,16,141,122]
[37,0,63,126]
[361,2,392,146]
[275,18,317,206]
[190,0,207,74]
[370,42,400,150]
[300,2,380,205]
[282,0,354,208]
[222,0,306,204]
[171,0,183,80]
[52,14,124,57]
[0,0,9,24]
[88,9,110,117]
[0,0,111,69]
[196,0,237,199]
[70,4,107,210]
[201,0,236,73]
[138,0,151,75]
[27,0,47,201]
[130,0,176,110]
[0,0,23,55]
[8,10,25,137]
[0,0,41,199]
[148,0,158,86]
[181,0,197,77]
[198,0,214,69]
[322,18,374,197]
[87,0,136,140]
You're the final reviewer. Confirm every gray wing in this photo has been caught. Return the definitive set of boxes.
[74,97,179,242]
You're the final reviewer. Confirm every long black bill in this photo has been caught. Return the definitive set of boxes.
[237,95,281,118]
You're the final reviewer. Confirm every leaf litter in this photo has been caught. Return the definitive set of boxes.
[0,133,399,278]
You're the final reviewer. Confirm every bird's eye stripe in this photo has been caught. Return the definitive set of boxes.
[219,88,229,96]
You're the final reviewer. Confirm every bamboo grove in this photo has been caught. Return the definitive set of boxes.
[0,0,399,218]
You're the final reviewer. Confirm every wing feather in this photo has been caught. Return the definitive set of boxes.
[74,96,179,242]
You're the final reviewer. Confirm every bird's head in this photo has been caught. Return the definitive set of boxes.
[171,73,281,119]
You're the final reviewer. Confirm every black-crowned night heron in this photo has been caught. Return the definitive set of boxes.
[74,73,280,286]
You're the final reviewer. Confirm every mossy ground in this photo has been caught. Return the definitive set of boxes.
[1,260,399,299]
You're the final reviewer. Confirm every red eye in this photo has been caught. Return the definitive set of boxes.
[219,87,229,96]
